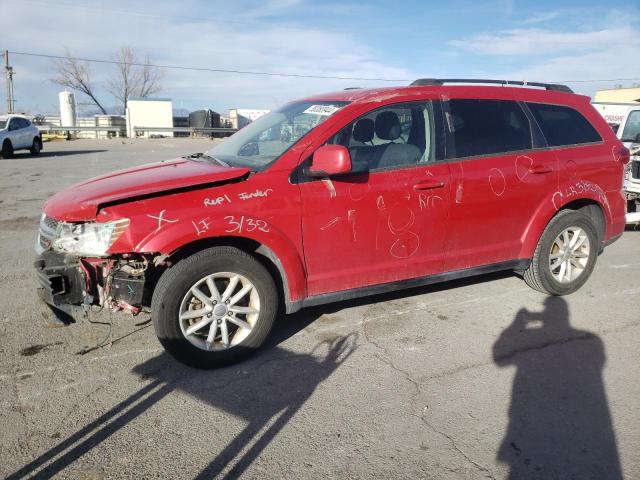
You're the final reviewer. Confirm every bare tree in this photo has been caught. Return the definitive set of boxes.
[107,46,164,114]
[52,47,164,115]
[137,55,164,98]
[52,50,108,114]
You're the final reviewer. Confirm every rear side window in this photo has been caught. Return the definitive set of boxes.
[448,100,533,158]
[526,103,601,147]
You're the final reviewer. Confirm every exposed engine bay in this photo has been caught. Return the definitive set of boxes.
[34,251,163,322]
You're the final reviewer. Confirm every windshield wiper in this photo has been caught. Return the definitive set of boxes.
[184,152,230,167]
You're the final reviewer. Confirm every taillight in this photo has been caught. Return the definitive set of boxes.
[617,146,631,164]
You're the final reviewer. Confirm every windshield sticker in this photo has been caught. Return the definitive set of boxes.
[303,105,341,116]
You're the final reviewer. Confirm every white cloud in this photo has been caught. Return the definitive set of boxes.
[447,10,640,96]
[0,0,412,114]
[449,27,634,56]
[521,11,561,25]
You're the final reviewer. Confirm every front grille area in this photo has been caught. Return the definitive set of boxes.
[38,215,58,251]
[632,160,640,180]
[42,215,59,230]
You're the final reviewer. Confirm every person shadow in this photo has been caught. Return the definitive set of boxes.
[493,297,623,480]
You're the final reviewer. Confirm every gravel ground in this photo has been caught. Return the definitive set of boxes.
[0,138,638,479]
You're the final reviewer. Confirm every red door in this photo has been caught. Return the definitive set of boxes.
[442,98,559,271]
[299,165,451,296]
[298,102,451,296]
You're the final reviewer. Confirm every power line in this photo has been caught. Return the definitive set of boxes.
[8,50,408,82]
[7,50,640,85]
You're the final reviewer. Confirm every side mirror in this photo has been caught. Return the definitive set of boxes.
[306,145,352,178]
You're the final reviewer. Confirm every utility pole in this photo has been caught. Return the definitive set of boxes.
[4,50,15,114]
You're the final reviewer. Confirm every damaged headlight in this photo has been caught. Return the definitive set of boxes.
[53,219,130,256]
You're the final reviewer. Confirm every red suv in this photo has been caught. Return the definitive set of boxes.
[35,79,629,368]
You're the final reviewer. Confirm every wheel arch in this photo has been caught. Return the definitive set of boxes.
[162,236,305,314]
[520,192,609,260]
[563,199,605,243]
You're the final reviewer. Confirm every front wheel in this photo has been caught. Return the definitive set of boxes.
[30,137,42,155]
[1,140,13,159]
[523,210,598,295]
[152,246,278,368]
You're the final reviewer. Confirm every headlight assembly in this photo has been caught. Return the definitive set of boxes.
[52,219,130,256]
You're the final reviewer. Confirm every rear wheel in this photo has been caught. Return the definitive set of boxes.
[30,137,42,155]
[152,246,278,368]
[1,140,13,159]
[523,210,598,295]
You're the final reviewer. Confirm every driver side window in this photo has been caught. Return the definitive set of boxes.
[329,102,436,172]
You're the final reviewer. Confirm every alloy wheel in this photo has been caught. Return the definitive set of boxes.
[178,272,260,351]
[548,227,590,283]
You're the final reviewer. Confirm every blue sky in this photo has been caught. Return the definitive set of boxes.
[2,0,640,115]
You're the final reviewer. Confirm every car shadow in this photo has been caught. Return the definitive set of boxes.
[8,269,520,479]
[5,150,108,160]
[493,297,622,479]
[5,306,357,480]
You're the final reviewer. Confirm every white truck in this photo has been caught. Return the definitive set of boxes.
[592,102,638,133]
[616,106,640,223]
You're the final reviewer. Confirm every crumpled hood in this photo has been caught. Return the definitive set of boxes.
[44,158,250,221]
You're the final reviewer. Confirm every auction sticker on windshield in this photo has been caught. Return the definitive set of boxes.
[303,104,341,116]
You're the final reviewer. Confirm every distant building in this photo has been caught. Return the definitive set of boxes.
[229,108,270,129]
[126,97,173,138]
[594,87,640,104]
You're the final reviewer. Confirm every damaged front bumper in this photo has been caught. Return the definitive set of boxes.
[34,249,149,323]
[35,250,90,321]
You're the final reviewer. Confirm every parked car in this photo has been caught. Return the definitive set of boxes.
[35,79,629,368]
[0,115,42,158]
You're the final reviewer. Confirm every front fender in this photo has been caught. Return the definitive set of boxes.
[519,179,611,259]
[130,211,308,305]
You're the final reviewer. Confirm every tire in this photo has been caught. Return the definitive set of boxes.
[30,137,42,155]
[523,210,599,296]
[1,140,13,159]
[151,246,278,369]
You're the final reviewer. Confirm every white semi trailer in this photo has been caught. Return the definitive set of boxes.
[592,102,638,132]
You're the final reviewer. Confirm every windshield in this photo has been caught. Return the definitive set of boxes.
[0,120,6,130]
[621,110,640,143]
[205,100,348,170]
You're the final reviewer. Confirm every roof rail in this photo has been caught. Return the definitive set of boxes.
[410,78,573,93]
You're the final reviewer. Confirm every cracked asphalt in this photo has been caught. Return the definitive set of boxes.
[1,139,639,479]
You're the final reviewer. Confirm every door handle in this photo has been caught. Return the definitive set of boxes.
[413,180,445,190]
[528,165,553,175]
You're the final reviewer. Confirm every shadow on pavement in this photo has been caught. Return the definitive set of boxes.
[493,297,622,480]
[5,149,107,160]
[8,269,530,479]
[6,308,357,480]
